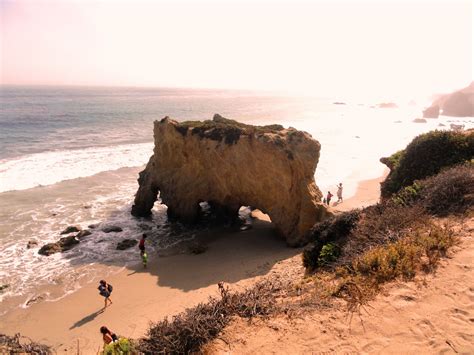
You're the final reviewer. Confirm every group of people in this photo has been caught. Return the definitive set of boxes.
[324,182,343,206]
[96,233,150,348]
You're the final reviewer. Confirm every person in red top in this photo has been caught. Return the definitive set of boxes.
[138,233,147,255]
[326,191,333,206]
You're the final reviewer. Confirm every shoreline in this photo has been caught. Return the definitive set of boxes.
[0,173,386,353]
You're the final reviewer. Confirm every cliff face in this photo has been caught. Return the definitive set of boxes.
[132,114,328,246]
[426,82,474,117]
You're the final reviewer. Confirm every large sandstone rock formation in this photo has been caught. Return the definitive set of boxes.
[425,82,474,117]
[131,114,328,246]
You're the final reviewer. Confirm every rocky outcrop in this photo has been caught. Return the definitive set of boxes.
[60,226,81,235]
[413,118,427,123]
[38,235,79,256]
[102,225,123,233]
[423,105,439,118]
[131,114,328,246]
[26,240,38,249]
[427,82,474,117]
[377,102,398,108]
[116,239,138,250]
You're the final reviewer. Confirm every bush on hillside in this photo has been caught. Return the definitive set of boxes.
[419,164,474,216]
[302,211,360,270]
[380,130,474,197]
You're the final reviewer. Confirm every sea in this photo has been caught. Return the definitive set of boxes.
[0,85,472,314]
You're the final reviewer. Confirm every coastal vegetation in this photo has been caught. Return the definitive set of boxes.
[173,114,286,145]
[138,281,280,354]
[380,130,474,197]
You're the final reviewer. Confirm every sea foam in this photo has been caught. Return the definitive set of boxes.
[0,142,153,193]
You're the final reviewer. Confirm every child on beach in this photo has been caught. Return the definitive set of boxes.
[326,191,333,206]
[138,234,147,255]
[141,251,148,268]
[337,183,343,202]
[98,280,113,309]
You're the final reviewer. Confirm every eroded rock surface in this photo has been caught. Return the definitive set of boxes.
[426,82,474,117]
[131,114,328,246]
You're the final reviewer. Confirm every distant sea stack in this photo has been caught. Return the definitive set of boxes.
[131,114,328,246]
[425,82,474,117]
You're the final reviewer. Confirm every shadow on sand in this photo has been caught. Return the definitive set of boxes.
[121,218,301,292]
[62,208,301,292]
[69,308,105,330]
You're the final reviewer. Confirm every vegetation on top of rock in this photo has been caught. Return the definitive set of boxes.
[173,114,286,145]
[380,130,474,197]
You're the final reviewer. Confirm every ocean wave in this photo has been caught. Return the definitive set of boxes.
[0,142,153,193]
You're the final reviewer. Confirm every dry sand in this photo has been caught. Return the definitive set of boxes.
[0,173,384,353]
[208,219,474,354]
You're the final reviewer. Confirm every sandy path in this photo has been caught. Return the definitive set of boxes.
[209,219,474,354]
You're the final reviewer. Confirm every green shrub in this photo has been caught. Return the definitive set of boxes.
[302,211,359,270]
[102,338,135,355]
[392,182,423,206]
[353,239,422,283]
[318,243,340,266]
[380,130,474,197]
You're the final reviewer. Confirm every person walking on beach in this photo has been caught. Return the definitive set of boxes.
[326,191,333,206]
[100,326,118,344]
[138,234,147,255]
[337,183,343,203]
[98,280,113,309]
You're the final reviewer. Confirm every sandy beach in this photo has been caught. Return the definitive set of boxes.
[0,169,425,354]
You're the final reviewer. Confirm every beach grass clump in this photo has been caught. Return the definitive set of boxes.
[332,223,456,311]
[380,130,474,197]
[0,333,52,355]
[138,281,279,354]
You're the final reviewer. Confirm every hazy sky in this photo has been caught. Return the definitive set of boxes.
[1,0,472,99]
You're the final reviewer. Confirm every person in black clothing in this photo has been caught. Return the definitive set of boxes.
[98,280,113,309]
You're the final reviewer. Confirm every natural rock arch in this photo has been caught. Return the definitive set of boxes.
[131,115,329,246]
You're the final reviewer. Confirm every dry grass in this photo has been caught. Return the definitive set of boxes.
[138,281,282,354]
[330,222,457,313]
[0,333,51,354]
